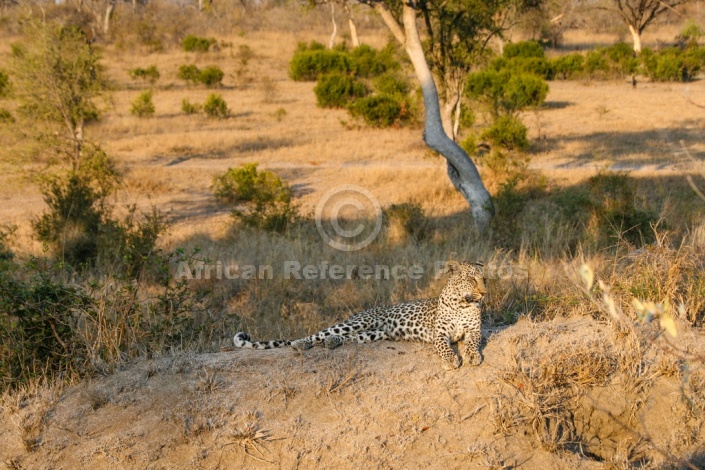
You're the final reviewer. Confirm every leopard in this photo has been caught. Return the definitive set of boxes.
[233,261,487,370]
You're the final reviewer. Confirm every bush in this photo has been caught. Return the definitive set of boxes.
[481,115,529,151]
[128,65,160,83]
[314,73,369,108]
[504,73,549,110]
[466,70,548,115]
[373,71,410,96]
[348,93,412,128]
[678,20,704,47]
[213,163,298,232]
[181,98,201,115]
[130,90,155,117]
[349,43,399,78]
[199,65,224,87]
[553,53,585,79]
[34,173,106,266]
[0,264,93,388]
[182,34,215,52]
[203,93,229,118]
[503,40,545,59]
[177,64,224,87]
[641,47,704,82]
[289,49,353,81]
[177,64,201,84]
[584,50,610,78]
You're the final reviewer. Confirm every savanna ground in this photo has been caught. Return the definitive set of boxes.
[2,3,705,468]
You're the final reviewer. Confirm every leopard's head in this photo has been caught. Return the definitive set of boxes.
[441,261,487,304]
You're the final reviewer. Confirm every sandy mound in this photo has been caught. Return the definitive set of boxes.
[2,317,704,469]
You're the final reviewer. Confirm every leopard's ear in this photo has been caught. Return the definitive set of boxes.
[446,260,460,272]
[473,261,484,267]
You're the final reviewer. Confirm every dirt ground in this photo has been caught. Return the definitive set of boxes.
[2,316,704,469]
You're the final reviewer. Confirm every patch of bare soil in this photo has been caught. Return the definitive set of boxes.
[1,317,704,469]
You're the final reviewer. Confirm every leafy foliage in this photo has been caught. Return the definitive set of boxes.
[199,65,224,87]
[640,46,705,82]
[177,64,201,84]
[181,98,201,115]
[203,93,229,118]
[314,73,369,108]
[289,47,353,81]
[10,22,108,169]
[347,94,414,128]
[213,163,298,233]
[130,90,155,117]
[481,115,529,151]
[177,64,224,87]
[128,65,160,83]
[182,34,215,52]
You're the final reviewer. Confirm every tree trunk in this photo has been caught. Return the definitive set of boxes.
[329,3,338,49]
[345,2,361,47]
[103,0,115,35]
[628,24,642,54]
[375,3,494,230]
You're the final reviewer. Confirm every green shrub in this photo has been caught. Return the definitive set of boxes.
[213,163,298,232]
[34,173,106,266]
[182,34,215,52]
[314,73,369,108]
[460,133,478,155]
[177,64,201,84]
[203,93,229,118]
[553,53,585,79]
[584,50,610,78]
[641,47,704,82]
[130,90,155,117]
[295,40,326,53]
[181,98,201,115]
[503,40,545,59]
[466,70,548,115]
[481,115,529,151]
[679,20,704,47]
[466,69,511,116]
[504,73,549,110]
[0,264,93,389]
[198,65,224,87]
[349,43,399,78]
[373,71,410,96]
[289,49,353,81]
[128,65,160,83]
[348,93,412,128]
[99,206,170,278]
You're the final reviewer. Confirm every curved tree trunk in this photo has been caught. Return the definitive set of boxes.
[374,3,494,231]
[329,3,338,49]
[345,2,361,47]
[628,24,642,54]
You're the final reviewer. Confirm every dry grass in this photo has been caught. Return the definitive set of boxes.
[1,3,705,467]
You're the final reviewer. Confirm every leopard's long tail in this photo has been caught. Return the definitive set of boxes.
[233,332,291,350]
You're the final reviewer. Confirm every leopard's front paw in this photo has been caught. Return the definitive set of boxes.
[464,351,482,366]
[441,355,461,371]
